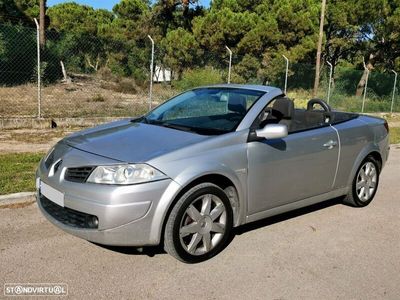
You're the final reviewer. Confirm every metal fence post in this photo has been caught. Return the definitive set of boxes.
[34,18,41,119]
[225,46,232,84]
[147,35,154,111]
[326,61,333,104]
[282,55,289,94]
[362,59,369,113]
[391,70,398,114]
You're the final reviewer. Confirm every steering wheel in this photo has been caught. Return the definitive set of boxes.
[306,98,332,112]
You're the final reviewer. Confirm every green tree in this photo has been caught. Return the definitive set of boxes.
[0,0,38,25]
[162,27,202,78]
[152,0,203,36]
[0,24,37,84]
[16,0,40,18]
[47,3,113,34]
[193,0,320,82]
[113,0,150,21]
[366,0,400,71]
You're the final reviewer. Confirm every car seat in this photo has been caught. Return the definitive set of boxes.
[228,94,247,114]
[262,98,294,128]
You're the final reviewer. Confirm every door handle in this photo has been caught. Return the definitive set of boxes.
[323,140,337,149]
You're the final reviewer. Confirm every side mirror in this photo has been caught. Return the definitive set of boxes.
[255,124,288,139]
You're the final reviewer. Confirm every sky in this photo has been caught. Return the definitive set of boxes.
[47,0,211,10]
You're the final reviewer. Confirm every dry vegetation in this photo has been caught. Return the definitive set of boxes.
[0,74,176,118]
[0,128,74,153]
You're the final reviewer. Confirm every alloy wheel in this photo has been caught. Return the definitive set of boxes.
[356,161,378,202]
[179,194,227,255]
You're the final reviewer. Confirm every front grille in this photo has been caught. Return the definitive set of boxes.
[65,166,95,183]
[40,195,98,229]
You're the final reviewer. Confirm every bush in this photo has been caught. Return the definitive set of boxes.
[114,78,138,94]
[88,94,106,102]
[174,67,224,91]
[98,69,139,94]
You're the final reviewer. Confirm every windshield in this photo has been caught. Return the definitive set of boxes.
[143,88,265,135]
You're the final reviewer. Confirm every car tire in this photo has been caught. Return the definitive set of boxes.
[343,155,381,207]
[164,183,233,263]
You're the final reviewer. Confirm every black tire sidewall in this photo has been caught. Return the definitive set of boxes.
[169,185,233,263]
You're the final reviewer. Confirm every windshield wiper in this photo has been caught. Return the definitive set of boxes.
[137,118,228,135]
[131,116,148,123]
[159,123,194,132]
[180,126,229,135]
[138,118,193,132]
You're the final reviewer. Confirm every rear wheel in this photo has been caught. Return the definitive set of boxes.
[344,155,380,207]
[164,183,233,263]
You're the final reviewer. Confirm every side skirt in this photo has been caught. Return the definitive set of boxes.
[245,187,348,224]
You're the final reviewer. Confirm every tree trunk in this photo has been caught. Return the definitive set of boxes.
[39,0,46,49]
[313,0,326,97]
[182,0,190,29]
[356,54,374,96]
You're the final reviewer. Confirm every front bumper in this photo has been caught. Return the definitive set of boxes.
[37,187,164,246]
[36,144,181,246]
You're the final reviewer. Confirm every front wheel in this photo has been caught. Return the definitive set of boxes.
[164,183,233,263]
[344,155,380,207]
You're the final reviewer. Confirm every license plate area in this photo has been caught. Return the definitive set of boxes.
[40,181,64,207]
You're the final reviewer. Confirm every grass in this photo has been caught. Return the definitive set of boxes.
[0,152,44,195]
[287,88,400,113]
[390,127,400,145]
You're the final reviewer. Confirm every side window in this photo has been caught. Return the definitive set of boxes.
[257,99,276,127]
[254,97,295,130]
[254,98,330,134]
[292,100,331,132]
[291,110,327,132]
[330,112,358,124]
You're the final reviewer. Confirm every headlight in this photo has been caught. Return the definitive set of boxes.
[87,164,167,185]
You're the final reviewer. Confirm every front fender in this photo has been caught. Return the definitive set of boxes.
[148,162,247,245]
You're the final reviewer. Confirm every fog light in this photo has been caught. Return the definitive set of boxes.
[87,216,99,229]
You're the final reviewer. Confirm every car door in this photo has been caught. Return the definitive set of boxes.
[247,125,339,215]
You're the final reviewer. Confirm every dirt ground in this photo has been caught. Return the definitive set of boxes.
[0,128,73,153]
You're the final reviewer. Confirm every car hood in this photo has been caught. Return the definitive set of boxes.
[64,119,209,163]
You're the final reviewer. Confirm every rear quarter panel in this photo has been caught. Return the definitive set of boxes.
[333,115,389,189]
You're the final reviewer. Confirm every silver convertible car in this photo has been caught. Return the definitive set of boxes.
[36,85,390,263]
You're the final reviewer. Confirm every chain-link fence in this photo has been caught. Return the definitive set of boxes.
[282,63,400,113]
[0,24,38,117]
[0,22,399,120]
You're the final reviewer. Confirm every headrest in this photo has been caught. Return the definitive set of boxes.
[272,98,294,120]
[228,94,247,114]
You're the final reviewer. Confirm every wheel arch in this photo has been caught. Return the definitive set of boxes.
[177,173,240,214]
[368,151,382,170]
[347,145,383,187]
[150,171,244,246]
